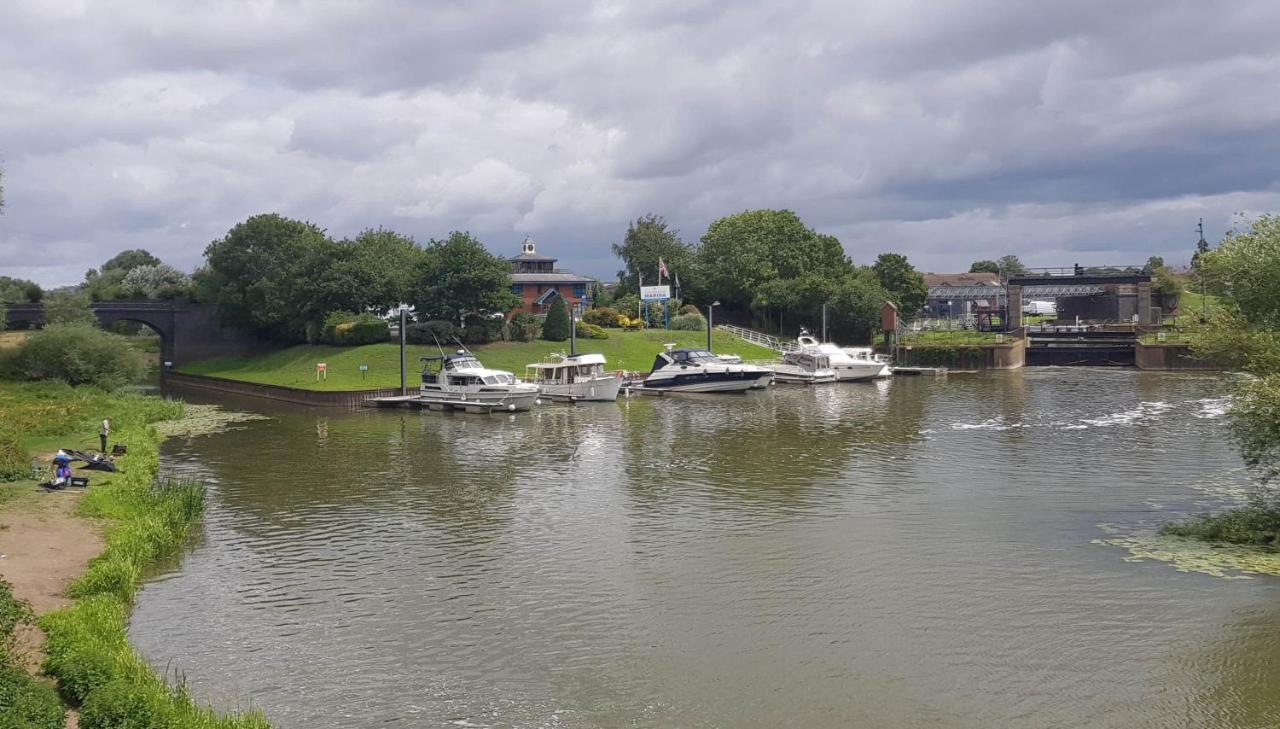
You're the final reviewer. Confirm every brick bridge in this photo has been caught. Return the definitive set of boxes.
[4,300,257,364]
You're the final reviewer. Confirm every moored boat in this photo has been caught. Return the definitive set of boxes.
[793,334,886,381]
[839,346,893,378]
[638,346,773,393]
[772,349,837,385]
[420,351,542,411]
[524,352,622,402]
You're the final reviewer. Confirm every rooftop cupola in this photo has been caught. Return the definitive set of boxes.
[522,236,537,255]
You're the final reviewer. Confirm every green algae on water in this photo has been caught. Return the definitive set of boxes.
[154,404,269,439]
[1094,527,1280,579]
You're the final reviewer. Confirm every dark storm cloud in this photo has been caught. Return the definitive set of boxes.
[2,0,1279,286]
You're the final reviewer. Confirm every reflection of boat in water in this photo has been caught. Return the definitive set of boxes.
[421,351,541,411]
[772,350,837,385]
[793,334,887,381]
[524,352,622,402]
[637,346,773,393]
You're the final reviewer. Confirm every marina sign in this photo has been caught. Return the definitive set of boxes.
[640,285,672,301]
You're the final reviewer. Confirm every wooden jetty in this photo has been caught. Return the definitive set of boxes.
[366,395,518,414]
[890,367,950,377]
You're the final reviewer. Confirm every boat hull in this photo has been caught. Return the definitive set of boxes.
[418,387,541,411]
[538,376,622,402]
[830,363,888,382]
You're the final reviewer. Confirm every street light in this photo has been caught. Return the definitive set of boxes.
[397,303,410,396]
[706,300,721,352]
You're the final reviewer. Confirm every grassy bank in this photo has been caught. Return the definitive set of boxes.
[0,381,269,728]
[178,329,778,390]
[1,578,65,728]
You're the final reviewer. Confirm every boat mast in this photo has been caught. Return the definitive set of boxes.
[570,302,578,357]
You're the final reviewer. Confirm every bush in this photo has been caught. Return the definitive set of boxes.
[669,312,707,331]
[3,324,144,389]
[618,315,644,330]
[508,313,540,342]
[460,314,503,345]
[576,322,609,340]
[542,297,571,341]
[405,320,458,345]
[321,311,389,346]
[679,304,701,316]
[43,291,98,325]
[582,307,622,328]
[0,432,28,482]
[1160,507,1280,549]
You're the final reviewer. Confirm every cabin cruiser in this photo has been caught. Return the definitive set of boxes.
[772,350,837,384]
[420,351,541,411]
[639,346,773,393]
[840,346,893,378]
[794,334,886,381]
[524,352,622,402]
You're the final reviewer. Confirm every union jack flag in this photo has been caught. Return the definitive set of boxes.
[658,257,670,280]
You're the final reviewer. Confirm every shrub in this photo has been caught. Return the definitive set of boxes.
[406,320,458,345]
[0,431,28,482]
[460,314,503,345]
[4,324,144,389]
[542,297,571,341]
[679,304,701,316]
[575,322,609,340]
[1160,507,1280,549]
[582,307,622,328]
[508,313,541,342]
[618,315,644,330]
[321,311,389,346]
[43,291,97,325]
[669,312,707,331]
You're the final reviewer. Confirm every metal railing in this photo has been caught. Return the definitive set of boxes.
[715,324,796,353]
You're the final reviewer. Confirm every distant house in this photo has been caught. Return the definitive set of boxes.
[922,272,1001,318]
[508,237,596,316]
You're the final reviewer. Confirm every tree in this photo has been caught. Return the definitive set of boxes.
[1199,215,1280,328]
[612,214,695,296]
[872,253,927,318]
[42,290,97,326]
[698,209,850,310]
[411,231,520,324]
[101,249,161,273]
[0,276,42,303]
[121,264,191,299]
[198,213,331,341]
[997,254,1028,277]
[969,260,1000,274]
[1144,255,1165,274]
[542,295,571,341]
[589,281,614,309]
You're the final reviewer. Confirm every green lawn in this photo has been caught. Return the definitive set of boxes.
[178,329,779,390]
[901,330,1002,346]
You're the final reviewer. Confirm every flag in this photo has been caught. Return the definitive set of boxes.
[658,257,670,280]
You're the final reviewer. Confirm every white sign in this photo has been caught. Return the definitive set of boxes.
[640,285,672,301]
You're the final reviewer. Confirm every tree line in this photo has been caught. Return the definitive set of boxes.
[611,210,926,342]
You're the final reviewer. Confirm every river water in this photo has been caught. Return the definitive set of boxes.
[131,369,1280,729]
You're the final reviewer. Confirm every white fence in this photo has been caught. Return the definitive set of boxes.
[715,324,797,353]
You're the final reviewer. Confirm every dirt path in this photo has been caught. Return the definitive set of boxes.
[0,486,103,729]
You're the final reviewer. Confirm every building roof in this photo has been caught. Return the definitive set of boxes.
[923,272,1000,287]
[511,252,557,262]
[510,272,597,284]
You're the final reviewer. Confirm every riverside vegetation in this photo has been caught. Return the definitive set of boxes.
[0,377,271,727]
[1160,215,1280,550]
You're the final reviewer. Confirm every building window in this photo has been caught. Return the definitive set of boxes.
[572,284,586,298]
[511,285,521,295]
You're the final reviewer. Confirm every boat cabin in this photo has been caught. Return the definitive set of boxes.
[421,353,517,387]
[652,348,720,372]
[525,353,609,385]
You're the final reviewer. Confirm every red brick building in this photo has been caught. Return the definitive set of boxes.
[508,237,596,316]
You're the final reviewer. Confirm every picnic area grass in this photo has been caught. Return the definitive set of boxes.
[178,329,779,391]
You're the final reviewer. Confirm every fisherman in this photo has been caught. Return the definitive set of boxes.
[99,417,111,453]
[51,451,73,489]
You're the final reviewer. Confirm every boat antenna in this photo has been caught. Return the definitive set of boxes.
[430,333,446,358]
[452,336,475,356]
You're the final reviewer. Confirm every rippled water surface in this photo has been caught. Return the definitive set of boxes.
[132,369,1280,728]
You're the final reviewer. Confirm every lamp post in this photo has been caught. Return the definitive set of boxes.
[706,300,721,352]
[398,303,409,396]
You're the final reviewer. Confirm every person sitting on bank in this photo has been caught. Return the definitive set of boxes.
[99,417,111,453]
[51,451,73,489]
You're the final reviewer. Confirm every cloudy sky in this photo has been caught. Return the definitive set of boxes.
[2,0,1278,287]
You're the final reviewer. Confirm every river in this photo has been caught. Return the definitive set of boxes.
[131,368,1280,728]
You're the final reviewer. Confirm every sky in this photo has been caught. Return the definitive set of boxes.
[2,0,1279,288]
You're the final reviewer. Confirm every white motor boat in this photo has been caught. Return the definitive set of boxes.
[524,352,622,402]
[772,350,837,385]
[794,335,886,381]
[639,346,773,393]
[839,346,893,378]
[420,351,542,411]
